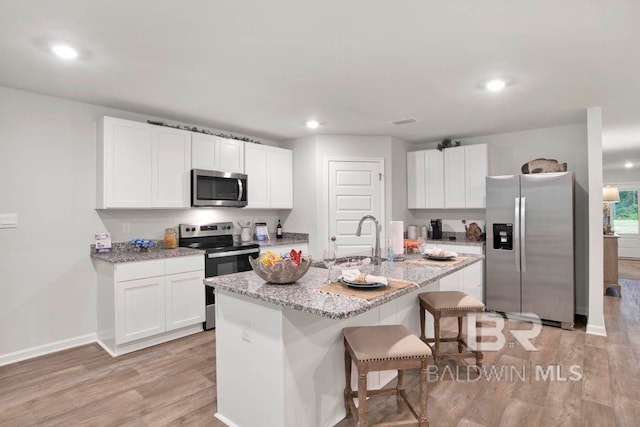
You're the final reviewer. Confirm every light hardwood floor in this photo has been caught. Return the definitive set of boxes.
[1,278,639,426]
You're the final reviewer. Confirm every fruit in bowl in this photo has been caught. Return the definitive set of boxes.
[249,250,312,284]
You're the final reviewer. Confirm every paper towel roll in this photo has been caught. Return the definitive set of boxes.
[389,221,404,255]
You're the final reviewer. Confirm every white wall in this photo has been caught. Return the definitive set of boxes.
[0,86,287,361]
[281,135,410,258]
[411,123,589,314]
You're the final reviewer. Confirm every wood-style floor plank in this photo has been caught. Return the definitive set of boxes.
[1,265,639,426]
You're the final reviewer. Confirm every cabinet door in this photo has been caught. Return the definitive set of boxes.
[425,150,444,208]
[102,117,153,208]
[152,126,191,208]
[165,271,205,331]
[444,146,466,208]
[461,261,484,303]
[245,144,270,208]
[116,277,166,344]
[407,151,426,209]
[191,133,218,170]
[269,147,293,208]
[465,144,488,208]
[218,138,245,174]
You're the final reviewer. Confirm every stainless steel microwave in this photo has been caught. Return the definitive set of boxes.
[191,169,248,208]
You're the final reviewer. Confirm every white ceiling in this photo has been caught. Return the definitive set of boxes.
[1,0,639,158]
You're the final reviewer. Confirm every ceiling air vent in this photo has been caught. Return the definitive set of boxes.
[389,118,418,125]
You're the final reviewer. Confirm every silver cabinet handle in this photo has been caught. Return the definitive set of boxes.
[521,197,526,273]
[514,197,520,273]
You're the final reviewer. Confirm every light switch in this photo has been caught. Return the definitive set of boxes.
[0,213,18,229]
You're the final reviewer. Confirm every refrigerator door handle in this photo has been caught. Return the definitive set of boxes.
[521,197,526,273]
[514,197,520,273]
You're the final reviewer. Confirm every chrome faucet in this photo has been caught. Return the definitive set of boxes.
[355,215,381,265]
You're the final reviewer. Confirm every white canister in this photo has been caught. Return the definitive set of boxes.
[407,225,418,240]
[420,225,428,238]
[240,227,252,242]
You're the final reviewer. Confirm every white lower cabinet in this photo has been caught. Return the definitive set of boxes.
[433,244,485,302]
[97,255,204,356]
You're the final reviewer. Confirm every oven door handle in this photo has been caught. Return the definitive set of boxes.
[207,248,260,258]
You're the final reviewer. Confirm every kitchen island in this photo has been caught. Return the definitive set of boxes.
[205,253,483,427]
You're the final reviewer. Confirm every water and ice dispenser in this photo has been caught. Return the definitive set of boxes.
[492,223,513,250]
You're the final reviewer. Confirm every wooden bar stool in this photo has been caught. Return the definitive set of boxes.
[418,291,484,367]
[342,324,431,427]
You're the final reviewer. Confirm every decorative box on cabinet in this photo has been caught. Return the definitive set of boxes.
[97,117,191,209]
[244,143,293,209]
[191,133,244,174]
[96,255,205,356]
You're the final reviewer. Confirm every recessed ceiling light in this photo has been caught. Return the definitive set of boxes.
[52,44,78,59]
[625,161,633,168]
[306,120,320,129]
[485,79,506,92]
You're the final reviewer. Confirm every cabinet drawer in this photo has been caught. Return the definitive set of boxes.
[116,259,164,282]
[165,255,204,275]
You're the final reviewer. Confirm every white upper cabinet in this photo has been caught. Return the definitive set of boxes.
[444,144,488,208]
[407,150,444,209]
[444,146,467,208]
[97,117,191,209]
[244,143,293,209]
[408,143,488,209]
[153,126,191,207]
[464,144,489,208]
[191,134,244,174]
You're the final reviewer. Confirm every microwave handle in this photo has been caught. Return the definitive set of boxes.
[237,179,244,201]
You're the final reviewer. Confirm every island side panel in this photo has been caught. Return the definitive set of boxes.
[282,306,382,427]
[215,290,285,427]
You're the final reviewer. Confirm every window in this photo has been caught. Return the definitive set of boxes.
[613,189,639,234]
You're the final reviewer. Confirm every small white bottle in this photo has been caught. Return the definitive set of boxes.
[387,238,394,267]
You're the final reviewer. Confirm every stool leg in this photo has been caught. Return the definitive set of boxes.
[457,316,464,353]
[419,305,426,341]
[419,360,429,427]
[358,372,368,427]
[476,318,484,368]
[344,344,352,417]
[396,369,405,414]
[433,315,441,362]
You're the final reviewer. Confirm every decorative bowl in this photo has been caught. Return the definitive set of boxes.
[130,238,155,252]
[249,256,312,284]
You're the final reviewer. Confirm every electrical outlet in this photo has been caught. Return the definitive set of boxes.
[122,223,131,233]
[241,320,251,343]
[0,213,18,229]
[461,219,466,225]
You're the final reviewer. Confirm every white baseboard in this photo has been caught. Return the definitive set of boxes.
[215,413,239,427]
[0,333,98,367]
[586,323,607,336]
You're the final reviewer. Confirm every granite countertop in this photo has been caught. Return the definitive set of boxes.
[252,232,309,248]
[205,253,483,320]
[90,241,204,263]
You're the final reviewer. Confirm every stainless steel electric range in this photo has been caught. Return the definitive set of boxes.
[179,222,260,330]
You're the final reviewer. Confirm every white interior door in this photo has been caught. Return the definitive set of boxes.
[328,160,383,258]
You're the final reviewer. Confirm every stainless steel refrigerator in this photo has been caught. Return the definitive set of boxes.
[485,172,574,329]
